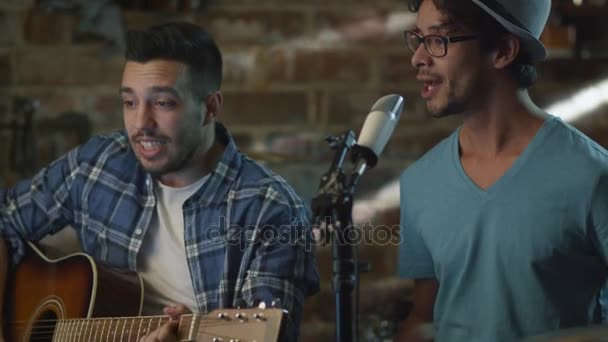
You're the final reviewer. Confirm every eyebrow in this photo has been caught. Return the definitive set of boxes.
[118,87,133,95]
[118,86,181,98]
[428,23,454,33]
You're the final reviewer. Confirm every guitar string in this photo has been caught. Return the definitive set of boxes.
[25,332,254,342]
[9,314,267,324]
[26,333,236,342]
[10,319,256,332]
[10,320,245,328]
[19,323,255,342]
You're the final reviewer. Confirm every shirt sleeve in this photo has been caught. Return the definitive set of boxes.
[0,148,79,265]
[237,189,320,342]
[398,174,436,279]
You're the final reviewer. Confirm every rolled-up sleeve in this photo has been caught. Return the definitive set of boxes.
[238,198,320,341]
[0,148,79,265]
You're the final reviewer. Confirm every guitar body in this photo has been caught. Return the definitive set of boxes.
[4,243,283,341]
[4,243,143,342]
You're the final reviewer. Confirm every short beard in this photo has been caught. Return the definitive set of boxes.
[432,101,468,118]
[431,80,472,118]
[143,142,199,177]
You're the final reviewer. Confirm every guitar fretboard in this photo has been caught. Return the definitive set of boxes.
[52,315,197,342]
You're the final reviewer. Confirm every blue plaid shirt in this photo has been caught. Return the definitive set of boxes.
[0,123,319,339]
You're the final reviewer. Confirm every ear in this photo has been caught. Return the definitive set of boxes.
[492,35,520,70]
[203,91,223,125]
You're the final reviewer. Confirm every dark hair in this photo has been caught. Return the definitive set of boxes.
[125,22,223,99]
[406,0,537,88]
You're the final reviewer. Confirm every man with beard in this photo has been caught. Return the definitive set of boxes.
[0,22,319,342]
[396,0,608,341]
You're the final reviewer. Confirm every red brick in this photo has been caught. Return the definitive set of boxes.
[222,49,254,84]
[324,90,424,127]
[15,47,72,85]
[24,9,74,45]
[264,131,329,162]
[230,132,254,150]
[122,11,187,31]
[12,89,78,119]
[35,113,94,166]
[378,50,418,84]
[294,49,371,83]
[0,93,9,120]
[0,0,35,11]
[197,9,307,45]
[537,59,608,83]
[68,46,124,86]
[0,12,22,45]
[87,92,124,131]
[312,8,404,46]
[220,91,309,125]
[81,92,124,131]
[0,53,11,86]
[88,109,123,132]
[16,45,124,88]
[299,321,333,342]
[326,91,383,126]
[258,48,289,83]
[91,92,123,115]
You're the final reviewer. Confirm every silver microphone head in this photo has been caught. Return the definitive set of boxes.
[357,94,404,157]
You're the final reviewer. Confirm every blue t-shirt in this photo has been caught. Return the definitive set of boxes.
[399,115,608,341]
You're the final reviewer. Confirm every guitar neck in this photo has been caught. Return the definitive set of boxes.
[53,315,199,342]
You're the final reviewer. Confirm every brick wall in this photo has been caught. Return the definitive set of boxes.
[1,1,608,340]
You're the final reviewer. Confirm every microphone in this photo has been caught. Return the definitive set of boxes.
[350,94,404,182]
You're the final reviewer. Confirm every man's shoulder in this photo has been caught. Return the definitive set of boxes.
[77,130,131,161]
[401,130,456,183]
[233,154,305,208]
[549,117,608,168]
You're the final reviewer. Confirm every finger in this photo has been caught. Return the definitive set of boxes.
[156,321,179,341]
[140,328,161,342]
[163,304,191,317]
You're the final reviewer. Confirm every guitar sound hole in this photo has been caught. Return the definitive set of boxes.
[30,311,58,342]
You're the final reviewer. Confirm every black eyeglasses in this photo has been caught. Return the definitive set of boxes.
[404,30,480,57]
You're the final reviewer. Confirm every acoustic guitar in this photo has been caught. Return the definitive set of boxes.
[4,243,283,341]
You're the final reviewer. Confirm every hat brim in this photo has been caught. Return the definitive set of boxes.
[472,0,547,62]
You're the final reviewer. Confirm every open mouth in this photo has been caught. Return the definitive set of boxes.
[134,138,167,159]
[422,80,443,99]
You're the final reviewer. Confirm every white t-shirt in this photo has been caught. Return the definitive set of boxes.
[138,175,208,315]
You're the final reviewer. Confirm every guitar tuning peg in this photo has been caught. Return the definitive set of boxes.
[257,301,267,309]
[235,312,247,321]
[253,312,266,321]
[271,298,282,308]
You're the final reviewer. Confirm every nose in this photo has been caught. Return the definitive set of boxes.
[411,42,432,69]
[132,102,157,130]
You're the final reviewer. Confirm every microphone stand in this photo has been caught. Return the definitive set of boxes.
[311,130,363,342]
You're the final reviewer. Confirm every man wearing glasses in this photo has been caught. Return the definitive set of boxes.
[396,0,608,341]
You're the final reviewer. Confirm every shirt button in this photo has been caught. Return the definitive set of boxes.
[135,228,143,235]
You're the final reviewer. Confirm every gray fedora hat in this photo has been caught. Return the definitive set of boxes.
[471,0,552,62]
